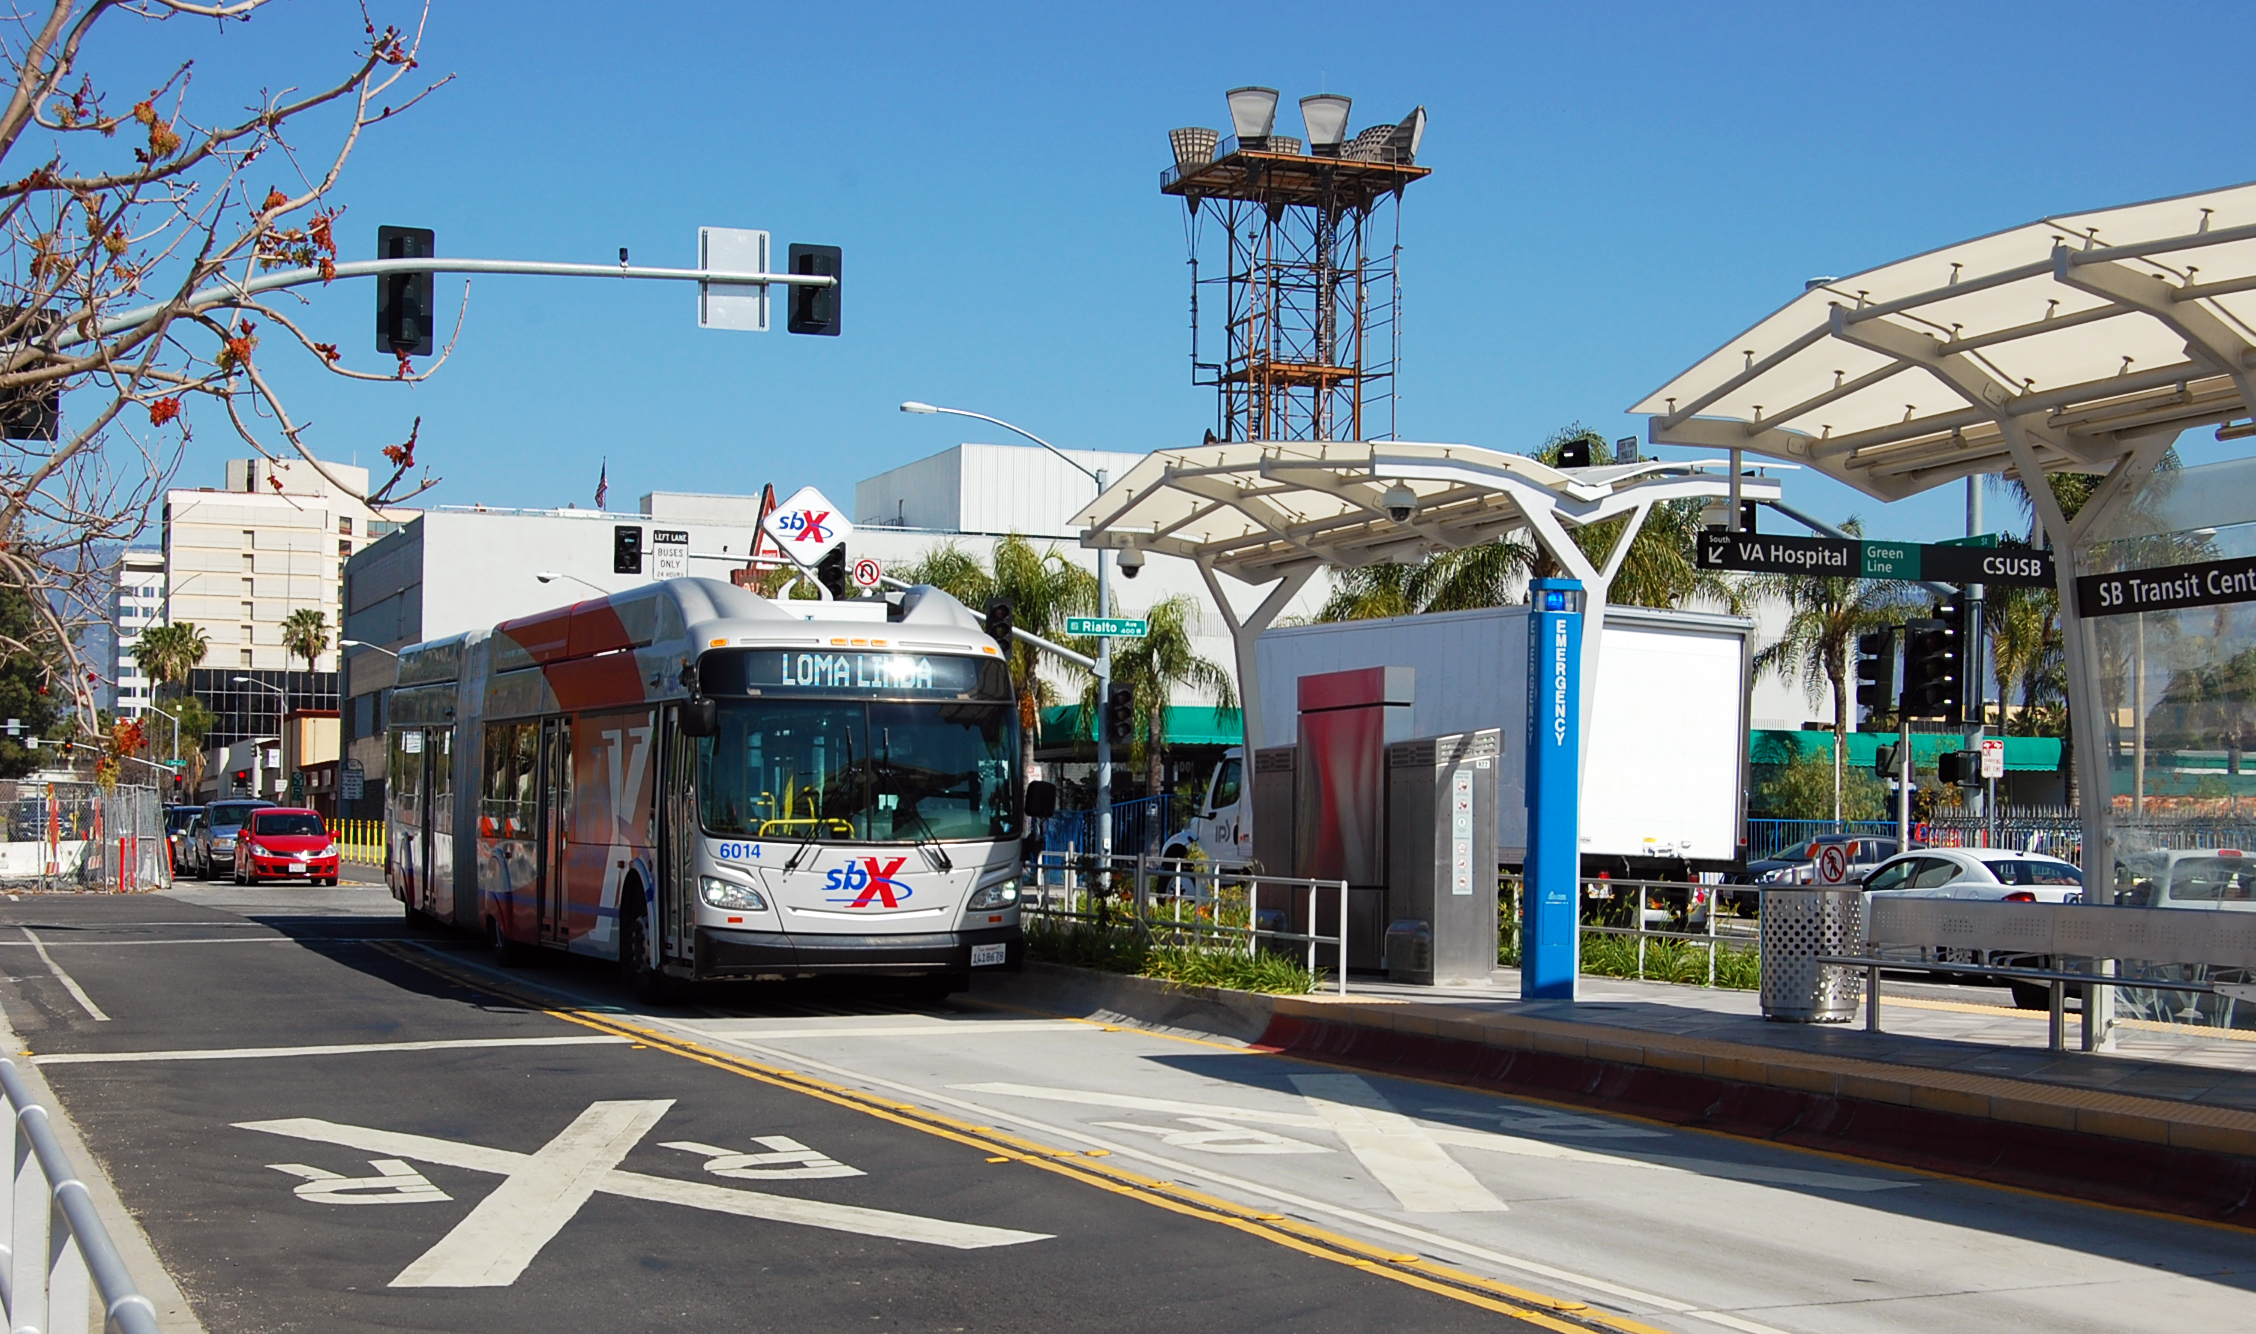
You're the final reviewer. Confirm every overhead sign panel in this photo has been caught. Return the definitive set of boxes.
[1697,531,2054,586]
[2077,554,2256,618]
[761,486,850,569]
[697,227,769,332]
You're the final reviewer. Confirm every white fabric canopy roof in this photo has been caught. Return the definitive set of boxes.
[1071,439,1774,584]
[1636,180,2256,501]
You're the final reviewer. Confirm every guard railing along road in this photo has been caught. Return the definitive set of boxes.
[0,1058,160,1334]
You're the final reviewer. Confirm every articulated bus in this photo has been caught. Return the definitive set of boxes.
[384,577,1031,994]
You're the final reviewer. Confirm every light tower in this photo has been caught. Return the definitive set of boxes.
[1162,88,1430,442]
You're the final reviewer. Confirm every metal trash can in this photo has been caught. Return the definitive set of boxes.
[1759,888,1864,1022]
[1385,919,1433,984]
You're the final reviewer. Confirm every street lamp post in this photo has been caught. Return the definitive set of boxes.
[899,401,1116,862]
[534,571,611,598]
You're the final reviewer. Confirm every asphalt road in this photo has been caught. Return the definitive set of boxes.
[0,880,2249,1334]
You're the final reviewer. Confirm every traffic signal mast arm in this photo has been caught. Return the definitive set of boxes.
[874,573,1098,669]
[71,255,839,350]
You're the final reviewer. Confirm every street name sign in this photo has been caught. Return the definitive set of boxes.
[1065,617,1148,638]
[1697,531,2053,586]
[2076,552,2256,617]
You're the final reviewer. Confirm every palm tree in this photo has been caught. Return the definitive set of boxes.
[1747,524,1918,822]
[280,608,330,677]
[898,535,1097,787]
[132,622,207,700]
[1077,595,1237,809]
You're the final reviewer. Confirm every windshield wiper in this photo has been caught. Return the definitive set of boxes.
[878,727,951,872]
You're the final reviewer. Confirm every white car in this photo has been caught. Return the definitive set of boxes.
[1862,848,2085,1008]
[1860,848,2084,902]
[2116,848,2256,910]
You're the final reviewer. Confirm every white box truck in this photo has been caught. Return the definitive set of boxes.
[1167,602,1753,878]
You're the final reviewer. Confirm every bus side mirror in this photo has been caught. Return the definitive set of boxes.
[681,699,719,738]
[1023,780,1057,820]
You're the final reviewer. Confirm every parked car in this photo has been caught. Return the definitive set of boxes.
[1722,834,1914,914]
[187,798,274,879]
[2115,848,2256,910]
[1862,848,2085,1008]
[164,805,203,872]
[232,807,340,886]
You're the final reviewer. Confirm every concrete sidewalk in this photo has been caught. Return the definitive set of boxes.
[977,963,2256,1225]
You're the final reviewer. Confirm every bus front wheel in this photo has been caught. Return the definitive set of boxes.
[619,900,671,1002]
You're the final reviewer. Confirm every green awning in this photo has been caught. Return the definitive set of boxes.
[1039,705,1243,748]
[1751,730,2060,772]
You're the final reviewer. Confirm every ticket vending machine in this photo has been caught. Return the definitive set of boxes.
[1385,730,1502,985]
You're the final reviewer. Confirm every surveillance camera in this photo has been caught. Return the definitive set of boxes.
[1116,547,1145,579]
[1379,481,1418,524]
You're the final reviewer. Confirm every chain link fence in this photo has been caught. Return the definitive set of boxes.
[0,782,169,891]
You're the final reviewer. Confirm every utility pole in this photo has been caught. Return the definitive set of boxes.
[1094,468,1113,866]
[1967,475,1989,837]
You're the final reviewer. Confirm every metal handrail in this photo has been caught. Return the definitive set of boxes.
[0,1059,160,1334]
[1025,851,1350,996]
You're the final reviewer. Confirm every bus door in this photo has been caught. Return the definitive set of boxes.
[657,707,696,963]
[389,729,426,905]
[537,717,573,946]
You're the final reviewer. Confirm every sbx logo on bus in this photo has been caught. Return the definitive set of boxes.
[823,857,913,908]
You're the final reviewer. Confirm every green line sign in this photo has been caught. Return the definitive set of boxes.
[1065,617,1148,638]
[1696,531,2053,586]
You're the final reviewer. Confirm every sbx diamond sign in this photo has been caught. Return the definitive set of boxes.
[760,485,852,569]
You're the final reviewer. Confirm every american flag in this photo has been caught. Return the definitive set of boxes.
[594,459,608,510]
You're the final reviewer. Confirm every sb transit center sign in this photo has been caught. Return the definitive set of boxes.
[1697,531,2054,586]
[2077,553,2256,618]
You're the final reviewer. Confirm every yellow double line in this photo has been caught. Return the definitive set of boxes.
[374,941,1671,1334]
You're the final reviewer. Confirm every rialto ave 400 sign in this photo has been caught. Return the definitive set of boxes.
[1696,532,2054,586]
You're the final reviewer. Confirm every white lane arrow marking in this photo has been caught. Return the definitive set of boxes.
[660,1136,865,1180]
[392,1100,671,1287]
[236,1106,1048,1286]
[268,1159,451,1204]
[1289,1074,1507,1213]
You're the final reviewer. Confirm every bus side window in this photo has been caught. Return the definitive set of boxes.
[482,723,518,837]
[513,724,540,833]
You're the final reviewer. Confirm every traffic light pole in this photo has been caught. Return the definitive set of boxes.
[1094,468,1113,866]
[1897,712,1913,849]
[70,255,839,349]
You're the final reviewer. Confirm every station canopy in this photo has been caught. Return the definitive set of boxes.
[1072,438,1774,584]
[1635,181,2256,501]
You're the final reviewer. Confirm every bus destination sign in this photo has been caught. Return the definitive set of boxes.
[699,647,1012,699]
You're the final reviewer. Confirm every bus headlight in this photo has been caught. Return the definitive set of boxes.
[700,876,768,911]
[966,879,1019,910]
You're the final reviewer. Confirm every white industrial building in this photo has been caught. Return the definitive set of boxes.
[109,549,164,719]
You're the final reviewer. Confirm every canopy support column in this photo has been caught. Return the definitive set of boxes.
[1195,558,1315,754]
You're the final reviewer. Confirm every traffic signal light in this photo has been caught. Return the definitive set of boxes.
[1937,750,1982,787]
[983,598,1013,648]
[1873,744,1899,779]
[375,226,436,356]
[1,308,59,441]
[1854,629,1895,716]
[1104,683,1135,745]
[786,243,841,336]
[612,524,643,575]
[232,768,251,790]
[1901,609,1962,721]
[815,547,847,599]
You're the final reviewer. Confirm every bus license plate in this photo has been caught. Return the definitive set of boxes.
[970,943,1007,967]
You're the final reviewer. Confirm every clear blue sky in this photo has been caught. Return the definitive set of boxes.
[103,0,2256,545]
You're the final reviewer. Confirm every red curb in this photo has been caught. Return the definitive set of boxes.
[1258,1012,2256,1227]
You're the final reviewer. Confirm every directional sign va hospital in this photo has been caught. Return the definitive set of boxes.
[1697,531,2055,586]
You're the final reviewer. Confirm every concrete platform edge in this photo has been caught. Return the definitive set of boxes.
[976,965,2256,1226]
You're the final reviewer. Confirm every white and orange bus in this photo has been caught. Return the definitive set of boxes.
[384,576,1033,995]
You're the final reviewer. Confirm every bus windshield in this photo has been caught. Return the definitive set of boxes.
[696,698,1017,843]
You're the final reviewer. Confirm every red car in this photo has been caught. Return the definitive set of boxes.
[234,808,342,886]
